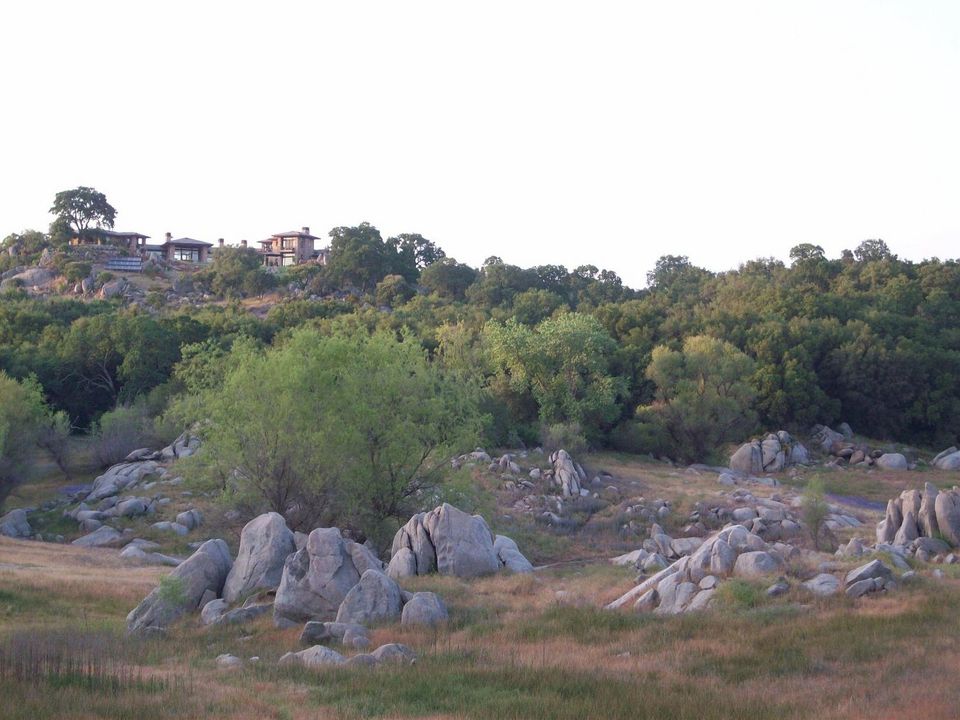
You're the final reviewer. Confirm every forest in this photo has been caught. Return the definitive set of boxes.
[3,224,958,474]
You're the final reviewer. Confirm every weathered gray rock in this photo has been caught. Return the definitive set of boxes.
[87,461,160,502]
[932,447,960,470]
[299,620,367,646]
[733,551,781,579]
[845,579,878,598]
[72,525,124,548]
[934,490,960,547]
[215,602,273,626]
[119,544,181,567]
[176,509,203,531]
[876,453,908,471]
[391,504,500,579]
[126,539,233,634]
[115,497,151,518]
[845,559,892,587]
[894,509,920,546]
[729,442,761,475]
[216,653,243,669]
[802,573,839,597]
[201,598,228,625]
[98,277,128,299]
[370,643,417,665]
[151,521,189,536]
[279,645,345,668]
[0,267,56,291]
[729,432,807,474]
[335,569,403,625]
[274,528,362,623]
[550,449,585,497]
[222,512,295,604]
[160,432,201,461]
[401,592,449,626]
[0,508,31,538]
[494,534,534,573]
[918,483,940,539]
[386,547,418,580]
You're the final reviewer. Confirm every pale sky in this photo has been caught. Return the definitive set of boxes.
[2,1,958,288]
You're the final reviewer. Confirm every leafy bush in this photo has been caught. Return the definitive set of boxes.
[0,372,49,509]
[91,404,164,468]
[540,422,587,455]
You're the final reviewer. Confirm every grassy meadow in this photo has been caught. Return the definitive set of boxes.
[2,452,960,719]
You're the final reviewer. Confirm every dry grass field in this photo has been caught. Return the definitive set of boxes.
[2,452,960,719]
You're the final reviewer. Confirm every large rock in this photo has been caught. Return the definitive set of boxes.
[428,504,500,578]
[274,528,362,623]
[401,591,449,626]
[72,525,124,548]
[300,621,368,646]
[222,512,296,604]
[98,278,128,299]
[0,508,31,538]
[802,573,840,597]
[0,267,56,292]
[729,442,761,475]
[550,449,585,497]
[390,503,501,579]
[279,645,345,668]
[176,509,203,531]
[494,534,534,573]
[876,453,908,471]
[126,539,233,633]
[918,483,940,538]
[844,559,892,587]
[733,551,781,579]
[932,447,960,470]
[935,490,960,547]
[160,432,201,461]
[334,569,403,625]
[386,547,418,580]
[87,461,160,502]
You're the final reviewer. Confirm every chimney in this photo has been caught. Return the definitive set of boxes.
[218,238,224,247]
[241,239,247,248]
[302,226,310,235]
[165,232,172,243]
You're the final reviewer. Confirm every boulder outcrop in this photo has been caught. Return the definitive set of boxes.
[878,485,960,550]
[729,431,808,475]
[127,539,233,634]
[222,512,296,604]
[274,527,379,623]
[388,503,511,580]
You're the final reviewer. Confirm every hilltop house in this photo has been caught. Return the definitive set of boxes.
[257,226,323,267]
[70,229,149,252]
[142,233,213,263]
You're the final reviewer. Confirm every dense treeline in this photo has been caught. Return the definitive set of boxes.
[2,226,960,470]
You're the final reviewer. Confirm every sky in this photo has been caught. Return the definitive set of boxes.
[2,1,959,288]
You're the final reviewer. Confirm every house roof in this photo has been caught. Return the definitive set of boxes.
[143,244,165,252]
[92,229,150,239]
[271,230,320,240]
[167,237,213,247]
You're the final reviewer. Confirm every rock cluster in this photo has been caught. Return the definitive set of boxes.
[729,431,809,475]
[386,503,531,580]
[877,483,960,550]
[549,449,587,497]
[811,424,908,470]
[274,527,383,624]
[933,447,960,471]
[606,524,794,614]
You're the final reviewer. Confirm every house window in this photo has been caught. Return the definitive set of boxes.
[174,247,200,262]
